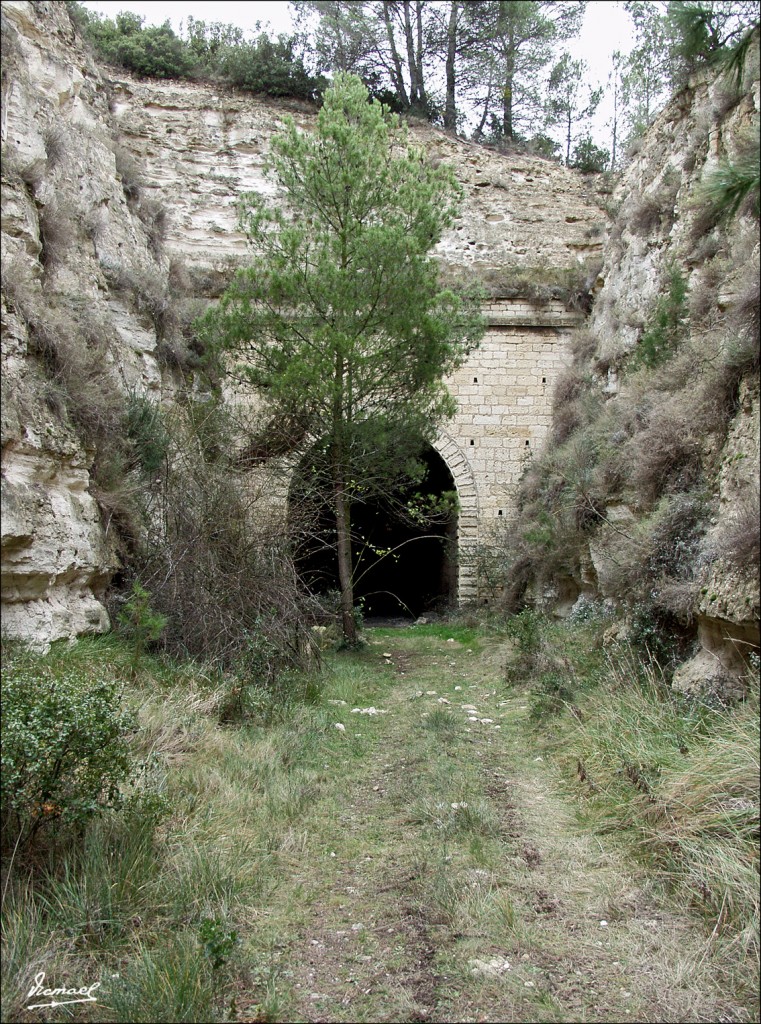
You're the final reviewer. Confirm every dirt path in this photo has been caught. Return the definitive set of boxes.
[242,630,749,1024]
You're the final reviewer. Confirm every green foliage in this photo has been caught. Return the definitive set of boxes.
[199,916,238,971]
[570,136,611,173]
[505,608,546,680]
[562,646,760,937]
[126,392,170,477]
[80,9,195,79]
[463,0,585,143]
[717,21,760,88]
[667,1,728,74]
[1,642,137,848]
[546,55,604,164]
[664,2,760,87]
[527,133,562,160]
[621,3,757,146]
[183,15,245,68]
[107,935,217,1022]
[696,128,760,224]
[528,671,576,722]
[201,73,483,643]
[67,2,323,98]
[117,581,168,674]
[404,489,459,526]
[630,265,689,370]
[422,707,461,740]
[219,33,325,98]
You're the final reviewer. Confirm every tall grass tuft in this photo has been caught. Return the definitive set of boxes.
[565,647,759,944]
[105,934,217,1023]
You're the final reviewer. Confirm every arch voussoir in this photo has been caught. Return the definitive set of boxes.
[433,431,480,604]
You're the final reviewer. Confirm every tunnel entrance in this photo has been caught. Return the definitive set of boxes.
[291,445,458,619]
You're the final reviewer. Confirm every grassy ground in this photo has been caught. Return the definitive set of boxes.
[1,625,757,1022]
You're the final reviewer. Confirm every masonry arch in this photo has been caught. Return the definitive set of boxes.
[289,433,479,618]
[431,431,479,604]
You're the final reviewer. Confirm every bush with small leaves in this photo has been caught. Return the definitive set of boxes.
[219,34,326,98]
[199,916,238,971]
[1,643,137,849]
[628,265,688,371]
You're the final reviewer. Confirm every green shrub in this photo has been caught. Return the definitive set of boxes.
[117,581,168,676]
[81,9,195,79]
[529,670,576,721]
[126,393,170,478]
[570,136,610,173]
[219,34,324,99]
[629,265,689,371]
[690,128,760,239]
[1,644,137,848]
[198,916,238,971]
[68,2,325,100]
[505,608,546,680]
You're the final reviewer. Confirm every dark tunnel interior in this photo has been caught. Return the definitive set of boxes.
[292,446,458,619]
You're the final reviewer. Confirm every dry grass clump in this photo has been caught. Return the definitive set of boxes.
[102,258,174,339]
[42,124,68,168]
[569,327,598,365]
[2,149,47,192]
[590,490,708,615]
[709,489,761,578]
[439,261,598,309]
[29,306,126,456]
[693,325,759,439]
[566,649,760,944]
[183,263,239,299]
[38,199,78,270]
[551,367,591,445]
[688,259,724,325]
[628,192,663,235]
[551,400,583,446]
[628,170,681,239]
[136,195,169,258]
[112,142,143,201]
[626,400,704,507]
[553,365,587,407]
[728,258,760,355]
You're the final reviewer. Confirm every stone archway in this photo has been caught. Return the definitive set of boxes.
[285,434,480,617]
[432,431,480,604]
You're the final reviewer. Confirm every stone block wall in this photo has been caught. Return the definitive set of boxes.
[438,298,582,602]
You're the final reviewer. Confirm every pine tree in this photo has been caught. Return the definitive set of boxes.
[202,74,483,644]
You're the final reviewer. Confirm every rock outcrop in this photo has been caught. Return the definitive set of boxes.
[1,0,604,644]
[578,40,760,689]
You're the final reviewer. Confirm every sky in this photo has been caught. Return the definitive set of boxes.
[80,1,637,151]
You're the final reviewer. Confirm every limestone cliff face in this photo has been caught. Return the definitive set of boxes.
[1,0,165,646]
[106,73,604,277]
[581,45,760,688]
[1,0,606,644]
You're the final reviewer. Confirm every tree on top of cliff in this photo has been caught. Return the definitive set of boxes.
[200,74,483,645]
[66,3,323,98]
[69,7,195,79]
[622,1,760,140]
